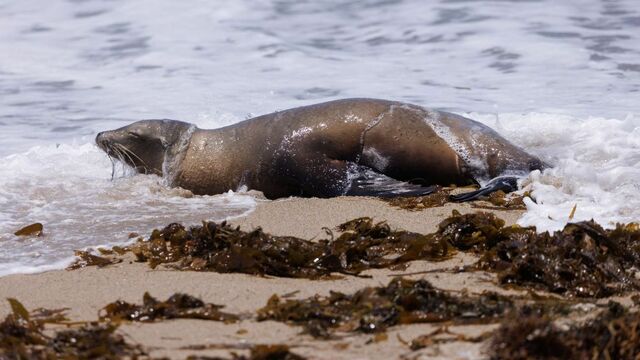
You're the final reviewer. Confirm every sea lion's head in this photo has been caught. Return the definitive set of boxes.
[96,119,193,176]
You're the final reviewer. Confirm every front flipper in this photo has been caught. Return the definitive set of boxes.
[449,176,519,202]
[346,166,437,198]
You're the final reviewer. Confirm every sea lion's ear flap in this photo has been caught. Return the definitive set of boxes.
[449,176,518,202]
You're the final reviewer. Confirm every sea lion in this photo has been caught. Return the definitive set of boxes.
[95,98,546,200]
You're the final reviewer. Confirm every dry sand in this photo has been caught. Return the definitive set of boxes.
[0,197,526,359]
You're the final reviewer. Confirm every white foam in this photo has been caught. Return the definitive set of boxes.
[466,112,640,232]
[0,143,256,277]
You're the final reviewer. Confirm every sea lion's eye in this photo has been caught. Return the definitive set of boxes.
[129,132,142,139]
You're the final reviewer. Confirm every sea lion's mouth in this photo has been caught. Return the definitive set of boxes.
[96,136,150,178]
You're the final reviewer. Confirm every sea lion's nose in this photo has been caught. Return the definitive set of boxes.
[95,132,110,149]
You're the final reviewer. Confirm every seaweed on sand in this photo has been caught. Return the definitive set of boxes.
[405,326,492,350]
[471,219,640,298]
[106,218,455,278]
[100,292,238,323]
[49,323,147,359]
[434,210,506,252]
[490,302,640,360]
[185,344,306,360]
[0,298,146,359]
[427,210,640,298]
[384,186,452,210]
[470,190,527,210]
[67,250,122,270]
[69,209,640,297]
[256,277,513,338]
[384,188,527,211]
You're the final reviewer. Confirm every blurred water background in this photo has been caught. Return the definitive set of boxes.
[0,0,639,275]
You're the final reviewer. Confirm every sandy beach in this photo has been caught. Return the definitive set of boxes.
[0,197,529,359]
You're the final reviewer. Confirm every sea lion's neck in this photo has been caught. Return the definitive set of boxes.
[174,127,260,195]
[162,124,196,185]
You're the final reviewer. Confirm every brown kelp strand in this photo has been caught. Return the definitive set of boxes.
[256,277,513,338]
[405,302,574,351]
[13,223,44,237]
[66,250,122,270]
[384,188,527,211]
[406,327,492,351]
[94,218,455,278]
[470,190,527,210]
[384,186,452,210]
[185,345,306,360]
[0,299,147,359]
[490,302,640,360]
[100,292,238,323]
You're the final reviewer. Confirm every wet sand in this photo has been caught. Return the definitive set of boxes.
[0,197,525,359]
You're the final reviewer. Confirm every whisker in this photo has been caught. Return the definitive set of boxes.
[112,146,129,178]
[115,144,136,169]
[117,144,149,168]
[116,143,153,175]
[108,156,116,180]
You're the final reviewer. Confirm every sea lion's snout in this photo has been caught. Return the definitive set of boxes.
[95,131,111,151]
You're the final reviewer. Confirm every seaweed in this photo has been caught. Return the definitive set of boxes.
[0,298,146,359]
[474,219,640,297]
[86,218,455,278]
[405,326,492,350]
[100,292,238,323]
[384,187,451,210]
[470,190,527,210]
[384,188,527,211]
[69,210,640,297]
[49,323,147,359]
[14,223,43,237]
[185,344,306,360]
[67,250,122,270]
[490,302,640,360]
[243,345,305,360]
[426,210,640,297]
[435,210,505,252]
[256,277,513,338]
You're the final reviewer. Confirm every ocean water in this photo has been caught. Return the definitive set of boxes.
[0,0,639,276]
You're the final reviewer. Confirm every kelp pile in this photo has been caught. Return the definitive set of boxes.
[425,210,640,297]
[0,299,146,359]
[490,302,640,360]
[83,218,455,278]
[471,219,640,298]
[257,277,513,338]
[435,210,506,252]
[384,188,527,211]
[100,292,238,323]
[69,209,640,298]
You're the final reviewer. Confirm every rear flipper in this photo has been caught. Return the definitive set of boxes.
[345,166,437,198]
[449,176,519,202]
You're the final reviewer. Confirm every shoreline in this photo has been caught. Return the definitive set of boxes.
[0,197,527,359]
